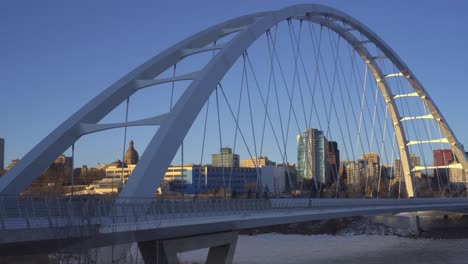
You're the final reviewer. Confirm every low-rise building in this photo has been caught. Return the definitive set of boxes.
[240,156,276,168]
[88,161,136,194]
[261,165,286,194]
[277,162,298,190]
[163,164,288,195]
[164,164,201,193]
[212,147,239,168]
[449,160,467,184]
[86,140,139,194]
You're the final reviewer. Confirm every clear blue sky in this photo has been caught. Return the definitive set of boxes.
[1,0,467,167]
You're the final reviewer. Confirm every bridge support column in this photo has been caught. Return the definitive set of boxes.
[409,213,422,235]
[138,231,238,264]
[138,240,167,264]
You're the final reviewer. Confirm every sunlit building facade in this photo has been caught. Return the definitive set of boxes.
[88,161,137,193]
[433,149,454,184]
[240,156,276,168]
[361,152,380,181]
[394,154,422,183]
[345,159,366,186]
[297,128,328,184]
[87,140,139,194]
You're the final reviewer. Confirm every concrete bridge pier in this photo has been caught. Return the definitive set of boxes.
[138,231,239,264]
[409,213,422,235]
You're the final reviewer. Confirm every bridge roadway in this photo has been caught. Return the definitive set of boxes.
[1,196,468,257]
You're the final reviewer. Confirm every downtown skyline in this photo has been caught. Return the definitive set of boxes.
[2,0,468,168]
[2,3,468,263]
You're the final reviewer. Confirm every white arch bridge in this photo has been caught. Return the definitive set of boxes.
[1,4,468,264]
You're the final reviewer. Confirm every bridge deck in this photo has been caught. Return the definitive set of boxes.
[1,197,468,255]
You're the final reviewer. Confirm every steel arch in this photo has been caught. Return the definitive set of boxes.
[0,4,465,199]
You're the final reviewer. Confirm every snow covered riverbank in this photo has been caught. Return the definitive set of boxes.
[173,215,468,263]
[179,234,468,264]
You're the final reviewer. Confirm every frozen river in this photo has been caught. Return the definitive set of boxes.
[179,234,468,264]
[82,216,468,263]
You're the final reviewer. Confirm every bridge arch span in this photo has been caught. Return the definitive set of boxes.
[0,4,465,199]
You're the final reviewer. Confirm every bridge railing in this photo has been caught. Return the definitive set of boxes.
[0,195,467,231]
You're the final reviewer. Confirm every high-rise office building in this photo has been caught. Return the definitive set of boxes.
[361,152,380,181]
[326,141,340,184]
[380,164,394,179]
[212,147,240,168]
[261,165,286,194]
[410,154,421,178]
[450,151,468,183]
[449,159,466,183]
[433,149,454,166]
[394,158,402,182]
[343,160,355,185]
[433,149,454,184]
[344,159,366,186]
[394,154,422,182]
[447,151,468,184]
[0,137,4,171]
[297,128,328,184]
[277,162,298,190]
[361,152,379,164]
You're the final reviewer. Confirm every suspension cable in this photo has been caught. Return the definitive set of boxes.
[120,97,130,192]
[306,22,324,130]
[324,26,359,195]
[265,28,294,189]
[259,29,277,157]
[287,19,308,129]
[218,83,259,175]
[343,33,380,195]
[197,98,210,193]
[215,86,226,194]
[170,64,177,110]
[322,23,345,195]
[71,143,75,196]
[243,52,262,192]
[228,53,246,192]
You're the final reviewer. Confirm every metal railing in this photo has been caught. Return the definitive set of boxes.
[1,195,467,232]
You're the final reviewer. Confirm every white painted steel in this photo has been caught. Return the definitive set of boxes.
[0,11,265,195]
[407,138,449,146]
[384,72,404,78]
[301,15,416,198]
[181,43,226,58]
[78,113,169,136]
[134,71,201,91]
[413,164,462,171]
[400,114,433,122]
[394,92,419,99]
[0,4,465,199]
